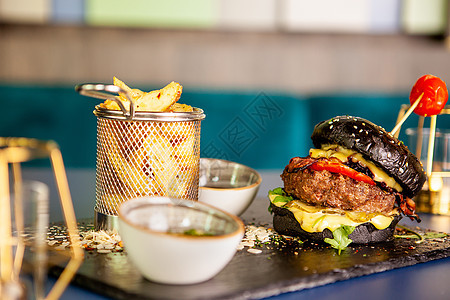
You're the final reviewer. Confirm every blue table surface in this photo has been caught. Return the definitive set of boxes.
[30,170,450,300]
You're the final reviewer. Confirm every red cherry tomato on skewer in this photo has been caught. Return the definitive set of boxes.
[409,74,448,116]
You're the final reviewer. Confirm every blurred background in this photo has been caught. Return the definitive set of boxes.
[1,1,450,179]
[1,0,450,92]
[1,0,450,219]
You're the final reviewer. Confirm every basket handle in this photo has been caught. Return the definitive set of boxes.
[75,84,135,119]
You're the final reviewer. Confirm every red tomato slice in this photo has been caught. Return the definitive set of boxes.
[309,161,376,186]
[410,74,448,116]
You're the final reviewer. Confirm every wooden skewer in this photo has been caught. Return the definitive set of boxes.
[391,93,424,136]
[426,114,437,176]
[415,116,425,160]
[393,105,407,138]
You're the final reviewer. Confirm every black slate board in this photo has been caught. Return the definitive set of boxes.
[44,220,450,300]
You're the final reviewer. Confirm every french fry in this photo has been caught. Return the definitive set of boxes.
[145,135,179,194]
[172,134,197,169]
[166,103,194,112]
[113,76,145,101]
[100,78,187,113]
[135,81,182,112]
[98,99,124,110]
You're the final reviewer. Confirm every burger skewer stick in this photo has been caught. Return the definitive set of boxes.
[391,93,423,136]
[391,102,437,176]
[426,115,437,176]
[414,116,425,161]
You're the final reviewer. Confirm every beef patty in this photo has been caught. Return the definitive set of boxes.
[281,168,396,214]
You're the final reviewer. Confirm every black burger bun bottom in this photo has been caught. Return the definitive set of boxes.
[311,115,426,198]
[271,202,402,244]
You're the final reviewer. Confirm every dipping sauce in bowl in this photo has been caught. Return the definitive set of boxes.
[118,196,244,285]
[198,158,262,216]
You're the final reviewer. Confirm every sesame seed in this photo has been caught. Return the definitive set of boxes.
[247,248,263,254]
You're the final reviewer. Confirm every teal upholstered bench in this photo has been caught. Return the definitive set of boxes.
[0,84,98,168]
[0,84,309,170]
[187,90,310,170]
[1,84,448,170]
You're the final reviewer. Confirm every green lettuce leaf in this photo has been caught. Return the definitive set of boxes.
[268,188,292,213]
[268,188,292,204]
[324,225,355,255]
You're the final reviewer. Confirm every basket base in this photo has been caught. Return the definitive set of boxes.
[95,211,119,231]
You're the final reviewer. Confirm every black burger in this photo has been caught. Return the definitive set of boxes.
[269,116,426,245]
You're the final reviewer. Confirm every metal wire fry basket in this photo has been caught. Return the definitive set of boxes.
[76,84,205,230]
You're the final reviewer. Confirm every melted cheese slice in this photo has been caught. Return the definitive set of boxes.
[269,194,398,233]
[310,145,403,192]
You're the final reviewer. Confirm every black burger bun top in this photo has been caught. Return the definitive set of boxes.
[311,115,426,198]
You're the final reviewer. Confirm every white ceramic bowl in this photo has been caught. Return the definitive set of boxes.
[198,158,262,216]
[118,196,244,285]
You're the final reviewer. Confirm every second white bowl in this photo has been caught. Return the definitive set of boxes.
[198,158,262,216]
